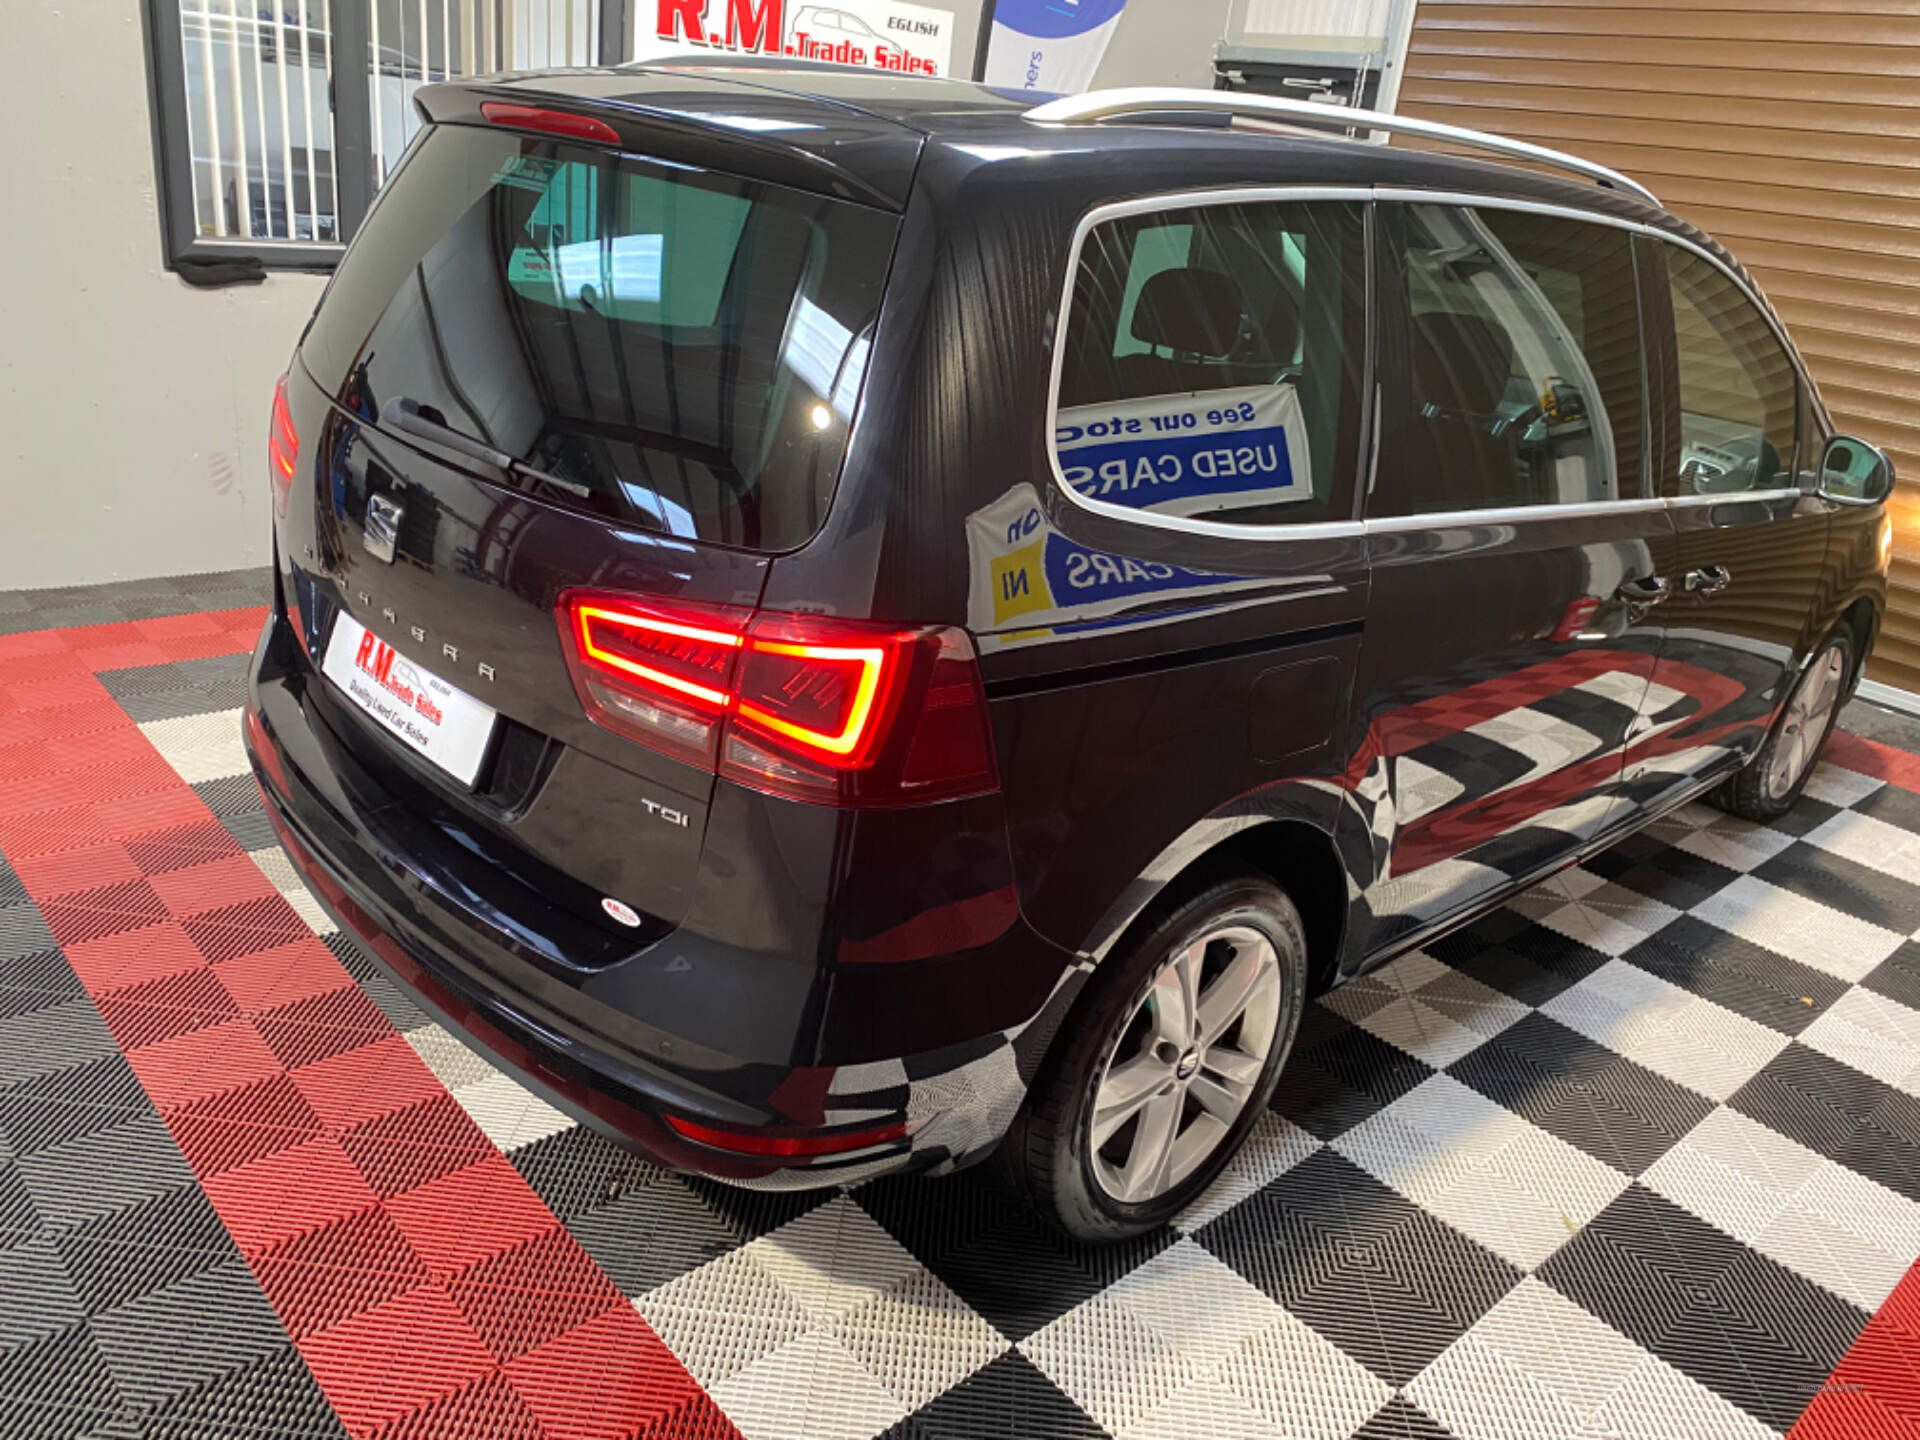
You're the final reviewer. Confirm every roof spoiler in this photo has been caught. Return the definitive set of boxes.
[412,79,916,210]
[1024,87,1659,208]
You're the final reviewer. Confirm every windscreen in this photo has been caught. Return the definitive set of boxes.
[301,123,899,551]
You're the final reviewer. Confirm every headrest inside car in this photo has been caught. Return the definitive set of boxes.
[1411,309,1517,417]
[1131,269,1245,357]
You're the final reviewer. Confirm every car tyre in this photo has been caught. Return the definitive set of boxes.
[1711,630,1853,823]
[1000,867,1308,1242]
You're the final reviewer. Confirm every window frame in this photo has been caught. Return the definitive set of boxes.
[1366,197,1654,521]
[139,0,635,276]
[1045,184,1828,541]
[1042,185,1380,543]
[1639,232,1809,504]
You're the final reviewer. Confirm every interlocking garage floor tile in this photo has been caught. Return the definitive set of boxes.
[1199,1149,1523,1387]
[1539,1184,1866,1431]
[1,592,1918,1439]
[1730,1041,1920,1204]
[1446,1010,1714,1176]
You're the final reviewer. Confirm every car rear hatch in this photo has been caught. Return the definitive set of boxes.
[278,78,914,939]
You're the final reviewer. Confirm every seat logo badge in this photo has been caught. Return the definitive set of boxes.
[364,493,404,563]
[602,897,642,928]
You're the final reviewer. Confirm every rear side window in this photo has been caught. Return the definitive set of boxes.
[301,125,898,552]
[1053,199,1367,527]
[1656,244,1799,496]
[1371,204,1645,518]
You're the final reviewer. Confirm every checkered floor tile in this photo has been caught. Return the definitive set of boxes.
[0,587,1917,1439]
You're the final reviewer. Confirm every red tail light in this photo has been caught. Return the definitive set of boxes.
[268,374,298,517]
[561,596,748,767]
[481,101,622,145]
[558,591,998,806]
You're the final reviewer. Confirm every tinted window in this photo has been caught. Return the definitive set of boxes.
[1372,205,1644,517]
[301,124,897,551]
[1660,245,1798,495]
[1054,200,1366,526]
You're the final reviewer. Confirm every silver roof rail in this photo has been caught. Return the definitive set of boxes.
[1023,87,1659,208]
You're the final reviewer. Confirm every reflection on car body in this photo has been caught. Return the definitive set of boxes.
[245,73,1894,1242]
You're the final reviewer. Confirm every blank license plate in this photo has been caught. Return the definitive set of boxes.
[321,612,498,786]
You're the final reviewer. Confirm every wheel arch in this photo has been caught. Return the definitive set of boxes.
[1837,593,1880,696]
[1080,813,1351,1000]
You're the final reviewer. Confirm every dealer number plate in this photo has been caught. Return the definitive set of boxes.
[321,612,498,787]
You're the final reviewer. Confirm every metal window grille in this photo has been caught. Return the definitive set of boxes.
[178,1,340,244]
[144,0,625,274]
[369,0,602,186]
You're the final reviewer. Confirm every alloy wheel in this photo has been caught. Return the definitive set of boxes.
[1089,923,1282,1204]
[1766,647,1846,801]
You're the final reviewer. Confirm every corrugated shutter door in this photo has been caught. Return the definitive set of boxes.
[1397,0,1920,695]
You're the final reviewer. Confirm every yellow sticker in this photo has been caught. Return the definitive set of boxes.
[990,540,1051,626]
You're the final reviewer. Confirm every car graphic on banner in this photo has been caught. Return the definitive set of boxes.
[635,0,953,76]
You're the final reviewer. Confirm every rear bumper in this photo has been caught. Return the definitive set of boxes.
[244,603,1081,1186]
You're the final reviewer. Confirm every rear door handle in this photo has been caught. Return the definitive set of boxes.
[1685,565,1731,596]
[1611,574,1671,626]
[1615,574,1671,607]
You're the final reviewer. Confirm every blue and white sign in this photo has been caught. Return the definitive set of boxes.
[983,0,1130,96]
[964,484,1284,649]
[1054,384,1314,518]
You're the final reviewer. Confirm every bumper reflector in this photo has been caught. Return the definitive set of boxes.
[662,1113,909,1158]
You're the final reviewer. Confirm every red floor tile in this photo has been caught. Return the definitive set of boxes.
[255,1205,433,1342]
[127,1015,285,1109]
[385,1154,564,1278]
[0,608,731,1440]
[300,1283,500,1438]
[290,1034,450,1135]
[217,936,362,1016]
[505,1307,724,1440]
[63,919,208,993]
[204,1136,386,1255]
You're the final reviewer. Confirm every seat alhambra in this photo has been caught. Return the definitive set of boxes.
[246,67,1895,1238]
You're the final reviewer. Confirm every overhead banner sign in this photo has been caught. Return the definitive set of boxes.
[634,0,956,76]
[982,0,1130,96]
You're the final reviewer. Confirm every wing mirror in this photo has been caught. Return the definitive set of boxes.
[1818,435,1895,504]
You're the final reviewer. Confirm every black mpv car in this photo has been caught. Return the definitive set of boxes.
[247,67,1896,1239]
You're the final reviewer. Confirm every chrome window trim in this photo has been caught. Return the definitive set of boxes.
[1042,186,1376,543]
[1372,189,1833,436]
[1363,496,1667,534]
[1665,487,1805,509]
[1043,184,1831,544]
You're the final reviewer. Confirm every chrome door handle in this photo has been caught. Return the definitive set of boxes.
[1685,565,1731,596]
[1612,574,1671,625]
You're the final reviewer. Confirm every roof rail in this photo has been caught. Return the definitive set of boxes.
[1023,87,1659,208]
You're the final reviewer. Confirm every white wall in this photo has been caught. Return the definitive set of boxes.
[1,3,325,590]
[1090,0,1234,90]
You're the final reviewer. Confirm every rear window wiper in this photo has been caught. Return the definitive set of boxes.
[380,396,590,499]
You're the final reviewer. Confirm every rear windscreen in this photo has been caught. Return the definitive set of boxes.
[301,123,899,551]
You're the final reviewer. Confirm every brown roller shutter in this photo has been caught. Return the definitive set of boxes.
[1397,0,1920,695]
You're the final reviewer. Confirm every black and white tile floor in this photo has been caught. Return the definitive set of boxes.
[3,572,1916,1440]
